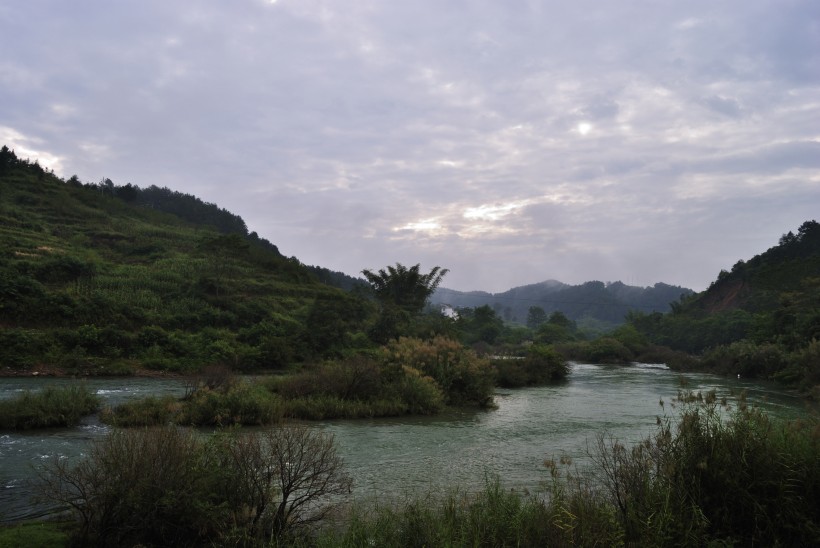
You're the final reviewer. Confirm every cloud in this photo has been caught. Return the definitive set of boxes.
[1,0,818,293]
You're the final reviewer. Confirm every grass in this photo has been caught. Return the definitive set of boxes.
[0,522,70,548]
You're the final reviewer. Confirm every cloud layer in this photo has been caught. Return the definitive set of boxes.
[2,0,818,292]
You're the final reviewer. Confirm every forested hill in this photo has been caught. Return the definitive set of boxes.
[432,279,693,326]
[0,145,359,373]
[694,220,820,315]
[627,220,819,389]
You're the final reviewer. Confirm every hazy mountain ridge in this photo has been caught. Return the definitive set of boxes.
[432,279,693,325]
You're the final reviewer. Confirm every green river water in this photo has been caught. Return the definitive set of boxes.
[1,362,813,523]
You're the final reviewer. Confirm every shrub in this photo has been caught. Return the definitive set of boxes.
[384,336,495,407]
[494,344,569,388]
[100,395,180,427]
[179,381,283,426]
[0,328,50,368]
[394,366,445,414]
[266,357,444,418]
[591,396,820,546]
[702,340,789,378]
[559,337,634,364]
[633,344,699,370]
[38,425,352,546]
[320,476,622,548]
[0,384,99,429]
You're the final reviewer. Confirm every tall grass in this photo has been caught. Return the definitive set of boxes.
[315,476,621,548]
[0,384,99,429]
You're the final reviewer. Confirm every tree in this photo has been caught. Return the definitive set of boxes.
[0,145,16,175]
[361,263,449,315]
[457,305,504,345]
[526,306,548,329]
[264,425,352,536]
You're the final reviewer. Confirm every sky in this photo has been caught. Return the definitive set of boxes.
[2,1,818,293]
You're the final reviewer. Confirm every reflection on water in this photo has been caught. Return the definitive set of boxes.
[1,364,815,522]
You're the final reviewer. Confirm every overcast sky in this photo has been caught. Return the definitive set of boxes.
[2,1,818,293]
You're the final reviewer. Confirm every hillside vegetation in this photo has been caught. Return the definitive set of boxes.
[0,145,357,375]
[627,219,820,392]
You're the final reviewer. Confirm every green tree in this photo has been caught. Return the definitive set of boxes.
[361,263,448,315]
[526,306,548,329]
[362,263,449,342]
[547,311,576,330]
[457,305,504,345]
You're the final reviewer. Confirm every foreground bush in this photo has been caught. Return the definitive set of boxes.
[589,393,820,546]
[38,425,352,547]
[0,384,99,429]
[0,522,69,548]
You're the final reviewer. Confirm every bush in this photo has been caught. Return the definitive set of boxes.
[590,395,820,545]
[494,344,569,388]
[384,336,495,407]
[0,384,99,429]
[0,328,50,368]
[100,395,181,427]
[320,476,622,548]
[394,366,445,414]
[179,381,283,426]
[38,425,352,546]
[633,344,699,370]
[266,356,445,418]
[0,522,69,548]
[702,339,789,379]
[559,337,634,364]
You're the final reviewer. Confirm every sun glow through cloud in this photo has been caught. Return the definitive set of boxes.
[396,219,442,233]
[463,200,530,221]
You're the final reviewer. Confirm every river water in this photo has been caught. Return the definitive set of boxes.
[1,363,814,523]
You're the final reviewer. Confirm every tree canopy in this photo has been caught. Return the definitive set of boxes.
[361,263,448,315]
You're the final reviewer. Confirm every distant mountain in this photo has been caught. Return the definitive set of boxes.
[432,279,693,325]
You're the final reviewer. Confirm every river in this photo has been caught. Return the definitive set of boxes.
[1,363,814,523]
